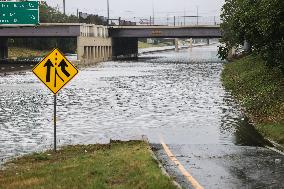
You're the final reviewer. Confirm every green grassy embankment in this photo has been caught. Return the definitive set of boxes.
[222,55,284,146]
[8,47,50,59]
[0,141,177,189]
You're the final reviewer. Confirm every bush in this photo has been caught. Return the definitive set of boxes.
[219,0,284,72]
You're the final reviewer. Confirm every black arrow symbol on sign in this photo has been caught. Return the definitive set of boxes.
[58,59,70,78]
[44,59,54,82]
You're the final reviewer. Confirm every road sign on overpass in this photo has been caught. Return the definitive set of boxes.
[0,1,39,25]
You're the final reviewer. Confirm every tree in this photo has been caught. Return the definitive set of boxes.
[219,0,284,71]
[39,2,79,23]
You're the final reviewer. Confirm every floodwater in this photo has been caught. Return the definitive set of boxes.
[0,45,283,188]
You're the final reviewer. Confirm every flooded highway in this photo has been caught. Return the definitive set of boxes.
[0,45,283,188]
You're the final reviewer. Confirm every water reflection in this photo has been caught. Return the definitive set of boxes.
[0,45,269,165]
[234,117,272,147]
[219,85,272,147]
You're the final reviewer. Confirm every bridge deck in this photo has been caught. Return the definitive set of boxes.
[0,23,108,37]
[0,23,221,38]
[0,24,81,37]
[109,25,221,38]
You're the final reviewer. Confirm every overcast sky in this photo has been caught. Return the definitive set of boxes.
[46,0,225,20]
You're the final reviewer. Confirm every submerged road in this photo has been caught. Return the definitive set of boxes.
[0,45,283,188]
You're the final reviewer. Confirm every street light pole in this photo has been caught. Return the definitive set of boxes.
[107,0,110,26]
[184,8,186,26]
[167,13,169,26]
[196,6,199,25]
[152,0,155,25]
[63,0,65,15]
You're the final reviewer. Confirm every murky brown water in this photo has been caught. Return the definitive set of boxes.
[0,45,269,164]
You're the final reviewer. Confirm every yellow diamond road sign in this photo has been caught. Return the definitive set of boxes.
[33,48,79,94]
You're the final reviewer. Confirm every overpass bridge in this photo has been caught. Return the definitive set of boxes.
[0,23,112,64]
[109,25,221,58]
[0,23,221,62]
[109,25,221,38]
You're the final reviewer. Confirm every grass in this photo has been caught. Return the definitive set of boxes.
[8,47,50,59]
[0,141,177,189]
[257,121,284,146]
[222,55,284,146]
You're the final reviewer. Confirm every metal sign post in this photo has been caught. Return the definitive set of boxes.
[54,94,57,152]
[33,48,79,153]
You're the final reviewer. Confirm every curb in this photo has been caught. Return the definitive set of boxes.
[141,135,182,189]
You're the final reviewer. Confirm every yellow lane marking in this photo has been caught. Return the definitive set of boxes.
[161,141,204,189]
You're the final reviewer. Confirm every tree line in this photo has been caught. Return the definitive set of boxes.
[218,0,284,72]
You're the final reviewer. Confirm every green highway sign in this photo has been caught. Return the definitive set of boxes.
[0,1,39,25]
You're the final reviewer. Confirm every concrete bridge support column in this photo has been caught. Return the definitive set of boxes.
[98,46,100,58]
[107,46,110,59]
[175,38,179,52]
[112,37,138,60]
[85,47,89,59]
[102,46,105,59]
[86,47,89,59]
[106,46,108,59]
[95,46,98,58]
[90,47,93,59]
[77,37,84,61]
[0,38,8,60]
[105,46,108,60]
[189,38,193,48]
[90,47,92,59]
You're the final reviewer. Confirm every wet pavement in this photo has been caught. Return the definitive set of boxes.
[0,45,283,188]
[153,143,284,189]
[0,62,36,74]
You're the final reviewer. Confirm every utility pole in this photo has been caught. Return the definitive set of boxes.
[167,13,169,26]
[184,8,186,26]
[107,0,110,26]
[152,0,155,25]
[196,6,199,25]
[63,0,65,15]
[174,16,176,26]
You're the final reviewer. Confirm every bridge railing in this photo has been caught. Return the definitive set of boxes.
[115,16,221,26]
[80,24,109,38]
